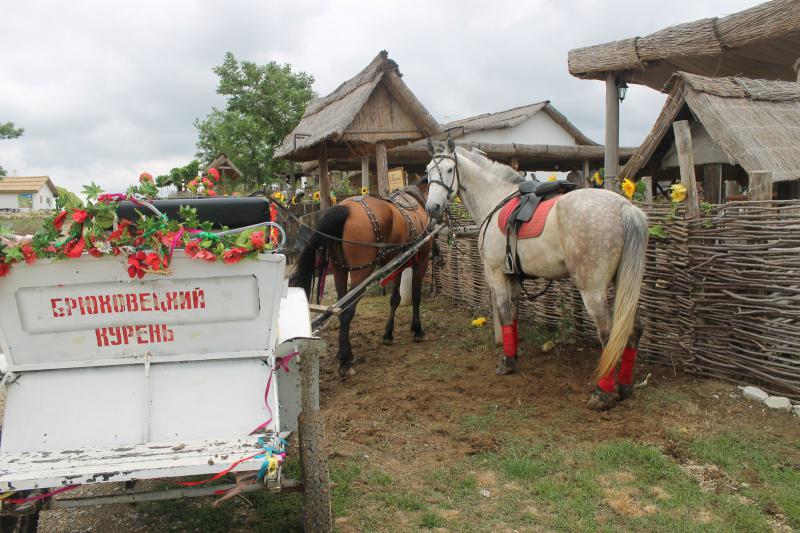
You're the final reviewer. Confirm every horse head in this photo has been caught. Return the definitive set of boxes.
[424,136,458,220]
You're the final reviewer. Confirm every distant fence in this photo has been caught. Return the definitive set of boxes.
[430,200,800,400]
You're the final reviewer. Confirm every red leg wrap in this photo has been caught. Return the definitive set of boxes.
[597,367,616,393]
[502,324,517,358]
[617,347,637,385]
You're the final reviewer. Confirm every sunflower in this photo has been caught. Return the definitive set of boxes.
[360,187,369,195]
[621,178,636,199]
[670,183,687,203]
[547,174,557,182]
[593,171,603,186]
[471,316,488,327]
[313,191,320,202]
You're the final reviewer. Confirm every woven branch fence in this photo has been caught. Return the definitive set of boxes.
[430,200,800,400]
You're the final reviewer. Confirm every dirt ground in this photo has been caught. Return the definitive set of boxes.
[20,292,800,532]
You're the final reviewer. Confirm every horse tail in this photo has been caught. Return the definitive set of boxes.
[595,203,648,380]
[399,267,413,306]
[290,204,350,299]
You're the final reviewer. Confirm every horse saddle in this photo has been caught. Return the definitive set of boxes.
[498,180,576,275]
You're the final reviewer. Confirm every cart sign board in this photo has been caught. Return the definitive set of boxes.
[387,168,406,192]
[0,252,285,370]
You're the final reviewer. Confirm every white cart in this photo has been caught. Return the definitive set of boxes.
[0,251,331,532]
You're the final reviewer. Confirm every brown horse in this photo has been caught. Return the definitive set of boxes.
[291,180,432,377]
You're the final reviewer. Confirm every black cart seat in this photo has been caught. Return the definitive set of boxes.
[117,197,271,229]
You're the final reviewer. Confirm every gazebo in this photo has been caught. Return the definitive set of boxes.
[205,154,243,182]
[275,51,442,208]
[621,72,800,200]
[567,0,800,183]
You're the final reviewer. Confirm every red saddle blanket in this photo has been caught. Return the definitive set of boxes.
[497,194,562,239]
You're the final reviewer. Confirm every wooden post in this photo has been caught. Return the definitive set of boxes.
[361,156,370,192]
[703,164,723,204]
[604,73,620,188]
[319,143,331,210]
[510,157,519,171]
[724,180,739,200]
[748,171,772,201]
[376,142,388,197]
[672,120,700,218]
[582,159,590,189]
[642,176,653,204]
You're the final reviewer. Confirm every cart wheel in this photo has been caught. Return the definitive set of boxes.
[299,411,332,533]
[0,511,39,533]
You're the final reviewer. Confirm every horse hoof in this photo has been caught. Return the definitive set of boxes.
[587,387,619,411]
[618,383,633,401]
[382,337,393,345]
[495,356,516,375]
[338,366,356,378]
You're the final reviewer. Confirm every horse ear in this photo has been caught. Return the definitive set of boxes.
[427,138,435,155]
[447,136,455,152]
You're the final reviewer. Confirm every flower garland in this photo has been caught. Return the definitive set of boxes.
[0,172,275,279]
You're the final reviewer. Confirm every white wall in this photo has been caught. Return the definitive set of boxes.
[35,186,55,210]
[460,112,578,146]
[0,193,19,210]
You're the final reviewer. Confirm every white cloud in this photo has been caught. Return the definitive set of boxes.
[0,0,760,192]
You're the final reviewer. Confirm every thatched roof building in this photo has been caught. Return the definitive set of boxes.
[568,0,800,91]
[567,0,800,183]
[276,50,441,203]
[205,154,243,181]
[621,72,800,199]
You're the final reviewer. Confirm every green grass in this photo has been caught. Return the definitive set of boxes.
[0,213,50,235]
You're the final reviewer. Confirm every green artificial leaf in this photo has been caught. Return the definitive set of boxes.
[4,246,24,262]
[81,182,104,201]
[94,210,116,229]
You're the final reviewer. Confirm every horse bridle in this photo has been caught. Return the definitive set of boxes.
[428,151,467,200]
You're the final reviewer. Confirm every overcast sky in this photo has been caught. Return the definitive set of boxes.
[0,0,758,193]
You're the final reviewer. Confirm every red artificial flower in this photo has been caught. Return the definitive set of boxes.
[184,239,201,257]
[249,231,266,249]
[144,252,162,271]
[87,246,102,258]
[139,172,154,184]
[127,251,147,279]
[53,211,68,230]
[208,168,220,182]
[222,247,248,264]
[202,177,212,187]
[193,249,216,262]
[207,190,217,197]
[21,244,36,264]
[64,237,85,258]
[187,179,198,189]
[71,209,89,224]
[133,237,144,247]
[0,262,10,277]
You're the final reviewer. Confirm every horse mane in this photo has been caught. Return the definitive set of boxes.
[457,147,524,185]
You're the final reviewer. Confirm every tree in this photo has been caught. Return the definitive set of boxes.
[195,53,315,190]
[0,121,24,177]
[56,187,83,210]
[156,160,200,191]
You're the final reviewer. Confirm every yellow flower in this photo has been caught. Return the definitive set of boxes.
[593,171,603,186]
[471,316,488,327]
[360,187,369,195]
[455,196,462,203]
[547,174,557,182]
[621,178,636,200]
[670,183,687,203]
[313,191,320,202]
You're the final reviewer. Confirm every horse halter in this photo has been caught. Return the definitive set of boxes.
[428,151,466,200]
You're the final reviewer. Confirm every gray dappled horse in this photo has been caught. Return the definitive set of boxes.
[424,139,648,410]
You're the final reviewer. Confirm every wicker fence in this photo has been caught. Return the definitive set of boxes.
[430,200,800,400]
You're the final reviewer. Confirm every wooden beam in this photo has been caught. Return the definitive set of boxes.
[604,73,620,186]
[582,159,590,189]
[642,176,653,203]
[361,156,370,191]
[376,142,388,197]
[319,143,331,209]
[672,120,700,218]
[748,170,772,201]
[702,164,723,204]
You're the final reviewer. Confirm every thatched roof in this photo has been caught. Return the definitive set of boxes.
[275,51,442,161]
[0,176,57,195]
[205,154,243,178]
[621,71,800,183]
[568,0,800,91]
[443,101,598,146]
